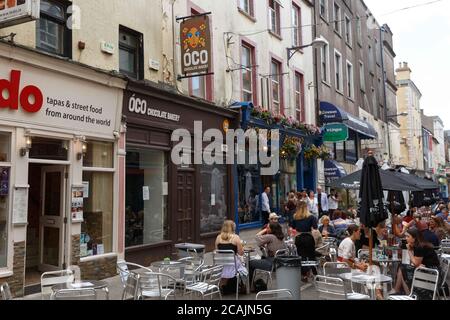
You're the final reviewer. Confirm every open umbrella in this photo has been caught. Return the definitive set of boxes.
[358,156,388,265]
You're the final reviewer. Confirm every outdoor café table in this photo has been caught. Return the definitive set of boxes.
[151,260,186,280]
[337,271,393,300]
[51,280,109,299]
[243,246,256,295]
[372,256,401,276]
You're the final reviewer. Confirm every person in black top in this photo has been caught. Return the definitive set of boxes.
[291,200,318,233]
[391,228,441,296]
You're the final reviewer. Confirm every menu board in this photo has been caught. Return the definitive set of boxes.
[71,186,84,222]
[12,186,28,225]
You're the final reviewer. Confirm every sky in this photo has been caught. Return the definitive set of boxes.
[364,0,450,130]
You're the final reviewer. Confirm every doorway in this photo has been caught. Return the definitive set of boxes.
[174,170,195,244]
[25,164,67,288]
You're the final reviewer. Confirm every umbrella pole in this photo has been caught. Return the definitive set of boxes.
[369,228,373,266]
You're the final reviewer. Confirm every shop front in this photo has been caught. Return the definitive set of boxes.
[122,81,238,266]
[233,102,323,231]
[0,43,126,297]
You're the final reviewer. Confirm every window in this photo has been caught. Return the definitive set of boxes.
[125,149,168,247]
[81,140,115,258]
[242,43,256,103]
[356,17,362,44]
[191,76,206,99]
[319,0,327,18]
[29,137,69,161]
[326,131,358,163]
[119,26,143,80]
[334,50,343,92]
[375,39,380,65]
[320,40,330,82]
[295,72,305,122]
[346,61,354,99]
[0,133,11,269]
[371,87,378,117]
[269,0,281,36]
[378,78,384,105]
[335,141,345,162]
[271,59,282,114]
[199,164,228,234]
[36,0,71,58]
[239,0,254,17]
[237,163,261,225]
[333,2,341,34]
[345,15,352,45]
[292,3,302,47]
[359,61,366,92]
[368,45,374,72]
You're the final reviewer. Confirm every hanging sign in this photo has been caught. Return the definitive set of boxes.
[323,123,349,142]
[180,14,212,76]
[0,0,39,29]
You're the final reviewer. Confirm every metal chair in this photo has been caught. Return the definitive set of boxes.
[213,250,241,300]
[252,249,288,291]
[314,275,370,300]
[389,267,440,300]
[121,271,140,300]
[255,289,294,300]
[441,239,450,254]
[323,262,351,276]
[137,272,178,300]
[51,288,97,300]
[116,260,153,288]
[40,269,75,300]
[184,265,224,300]
[0,283,12,300]
[437,257,449,300]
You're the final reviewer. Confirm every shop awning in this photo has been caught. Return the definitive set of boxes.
[320,102,378,140]
[324,160,347,184]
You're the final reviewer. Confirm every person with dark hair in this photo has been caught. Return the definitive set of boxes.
[249,222,286,286]
[260,186,271,225]
[429,216,449,240]
[337,225,368,272]
[391,228,441,296]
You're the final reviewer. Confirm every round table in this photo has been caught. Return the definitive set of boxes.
[51,280,109,300]
[338,272,392,300]
[243,247,256,295]
[151,260,186,279]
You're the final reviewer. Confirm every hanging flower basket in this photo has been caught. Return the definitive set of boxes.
[304,145,332,161]
[280,137,304,160]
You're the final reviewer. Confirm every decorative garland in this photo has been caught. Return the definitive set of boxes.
[250,106,322,136]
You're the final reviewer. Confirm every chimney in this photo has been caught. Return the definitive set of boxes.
[396,61,412,80]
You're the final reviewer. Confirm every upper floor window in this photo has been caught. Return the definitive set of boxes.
[345,15,352,45]
[271,59,282,114]
[334,50,343,93]
[320,40,330,83]
[356,17,362,44]
[346,61,354,99]
[241,43,256,103]
[119,26,144,80]
[294,72,305,122]
[269,0,281,36]
[319,0,327,19]
[359,61,366,92]
[36,0,71,58]
[292,3,302,47]
[333,2,341,35]
[239,0,254,17]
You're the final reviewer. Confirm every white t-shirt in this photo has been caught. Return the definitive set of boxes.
[338,237,355,260]
[329,196,339,210]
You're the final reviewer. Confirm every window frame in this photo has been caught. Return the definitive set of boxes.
[333,1,342,35]
[346,60,354,100]
[320,37,330,84]
[270,57,283,114]
[356,17,363,45]
[268,0,281,37]
[345,14,352,46]
[36,0,72,58]
[238,0,255,18]
[294,71,305,122]
[334,49,343,94]
[241,41,258,105]
[319,0,328,20]
[359,60,366,92]
[291,2,302,47]
[119,26,144,80]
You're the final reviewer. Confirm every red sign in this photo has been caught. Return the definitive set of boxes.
[0,69,43,113]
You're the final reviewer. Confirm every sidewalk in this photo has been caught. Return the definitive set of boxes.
[20,228,319,300]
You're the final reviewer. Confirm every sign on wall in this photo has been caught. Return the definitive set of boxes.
[0,0,39,29]
[180,14,212,76]
[323,123,349,142]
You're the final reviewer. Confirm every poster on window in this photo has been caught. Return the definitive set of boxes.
[0,0,39,28]
[0,167,9,196]
[71,186,84,221]
[180,14,212,76]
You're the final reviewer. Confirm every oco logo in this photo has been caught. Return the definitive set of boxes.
[0,70,44,113]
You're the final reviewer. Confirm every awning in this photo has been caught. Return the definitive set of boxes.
[324,160,347,184]
[320,102,378,140]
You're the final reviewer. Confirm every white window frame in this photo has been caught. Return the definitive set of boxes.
[345,15,352,46]
[359,60,366,92]
[239,0,254,17]
[292,3,301,47]
[334,49,343,93]
[356,17,362,45]
[241,43,254,102]
[271,59,282,114]
[346,60,354,100]
[269,0,281,35]
[319,0,327,19]
[320,37,330,84]
[333,1,341,35]
[294,72,304,122]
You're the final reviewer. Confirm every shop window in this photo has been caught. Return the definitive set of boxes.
[119,26,144,80]
[0,133,10,162]
[335,141,345,162]
[36,0,72,58]
[81,172,113,257]
[125,149,168,247]
[237,163,261,225]
[29,137,69,161]
[83,141,114,168]
[199,164,228,234]
[280,159,297,215]
[0,167,10,269]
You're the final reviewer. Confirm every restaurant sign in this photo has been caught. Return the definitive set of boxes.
[323,123,349,142]
[180,14,212,76]
[0,0,39,29]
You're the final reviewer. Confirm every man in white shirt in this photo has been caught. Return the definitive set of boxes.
[317,187,329,218]
[260,187,271,225]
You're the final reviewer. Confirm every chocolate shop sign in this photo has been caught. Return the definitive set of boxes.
[127,94,180,123]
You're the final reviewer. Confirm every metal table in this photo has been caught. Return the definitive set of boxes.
[51,280,109,299]
[151,260,186,280]
[337,271,392,300]
[244,246,256,295]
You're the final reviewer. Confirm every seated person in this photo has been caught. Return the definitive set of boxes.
[249,222,286,285]
[319,215,337,238]
[391,228,441,297]
[332,210,350,232]
[338,225,368,272]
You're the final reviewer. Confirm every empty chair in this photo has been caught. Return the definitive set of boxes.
[121,271,140,300]
[185,265,224,300]
[213,250,242,300]
[51,288,97,300]
[255,289,294,300]
[41,269,75,300]
[117,260,153,288]
[389,267,440,300]
[252,249,288,291]
[0,283,12,300]
[137,272,177,300]
[323,262,351,276]
[442,239,450,254]
[437,257,449,300]
[314,275,370,300]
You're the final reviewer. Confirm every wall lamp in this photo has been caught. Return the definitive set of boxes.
[77,140,87,161]
[20,136,32,157]
[287,37,328,66]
